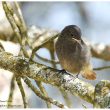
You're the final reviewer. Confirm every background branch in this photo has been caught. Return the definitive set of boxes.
[23,77,67,108]
[35,81,51,108]
[16,77,27,108]
[7,75,15,108]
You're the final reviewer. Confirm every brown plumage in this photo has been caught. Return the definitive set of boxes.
[55,25,96,80]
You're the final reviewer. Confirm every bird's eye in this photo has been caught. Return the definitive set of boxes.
[71,34,74,36]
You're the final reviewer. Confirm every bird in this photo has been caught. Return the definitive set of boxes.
[55,25,96,80]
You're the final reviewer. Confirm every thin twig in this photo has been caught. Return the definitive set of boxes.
[33,31,48,43]
[93,66,110,71]
[23,76,67,108]
[16,77,27,108]
[0,42,5,51]
[82,104,87,108]
[30,33,59,61]
[2,2,22,44]
[47,41,57,68]
[7,75,15,108]
[14,2,27,31]
[35,81,51,108]
[36,53,59,64]
[14,2,29,46]
[6,2,28,54]
[36,55,110,71]
[60,88,72,108]
[2,2,29,58]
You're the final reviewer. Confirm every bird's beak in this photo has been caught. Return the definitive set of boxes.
[72,38,81,44]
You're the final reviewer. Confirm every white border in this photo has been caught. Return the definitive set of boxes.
[2,0,110,2]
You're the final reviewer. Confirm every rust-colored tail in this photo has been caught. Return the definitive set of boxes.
[82,71,96,80]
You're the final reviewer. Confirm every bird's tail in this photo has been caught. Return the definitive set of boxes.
[81,65,96,80]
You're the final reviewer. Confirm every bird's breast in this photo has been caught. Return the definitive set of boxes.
[55,39,89,73]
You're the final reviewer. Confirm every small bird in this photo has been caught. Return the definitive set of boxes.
[55,25,96,80]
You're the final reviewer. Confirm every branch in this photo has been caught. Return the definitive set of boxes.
[35,53,59,64]
[29,33,59,60]
[35,81,51,108]
[7,75,15,108]
[14,2,27,32]
[27,26,110,61]
[2,2,29,58]
[14,2,30,47]
[91,43,110,61]
[60,88,72,108]
[16,77,27,108]
[0,51,110,108]
[23,77,67,108]
[0,52,97,105]
[93,66,110,71]
[94,80,110,108]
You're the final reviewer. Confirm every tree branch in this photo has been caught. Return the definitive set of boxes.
[0,51,110,108]
[7,75,15,108]
[91,43,110,61]
[28,26,110,61]
[16,77,27,108]
[94,80,110,108]
[35,81,51,108]
[29,33,59,61]
[0,51,92,102]
[23,77,67,108]
[2,2,29,58]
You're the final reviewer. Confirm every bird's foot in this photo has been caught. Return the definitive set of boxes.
[59,69,66,73]
[59,69,73,76]
[23,57,34,69]
[75,73,80,78]
[59,69,67,74]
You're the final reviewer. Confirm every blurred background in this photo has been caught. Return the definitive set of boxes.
[0,1,110,108]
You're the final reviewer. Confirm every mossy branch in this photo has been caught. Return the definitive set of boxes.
[23,77,66,108]
[0,51,110,108]
[7,75,15,108]
[16,77,27,108]
[35,81,51,108]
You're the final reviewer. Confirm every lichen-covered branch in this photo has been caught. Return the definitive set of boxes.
[14,2,29,46]
[23,77,67,108]
[14,2,27,33]
[0,52,98,105]
[0,50,110,108]
[35,81,51,108]
[94,80,110,108]
[60,88,72,108]
[16,77,27,108]
[2,2,54,108]
[2,2,29,58]
[7,75,15,108]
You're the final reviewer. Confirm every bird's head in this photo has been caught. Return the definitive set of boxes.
[60,25,82,40]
